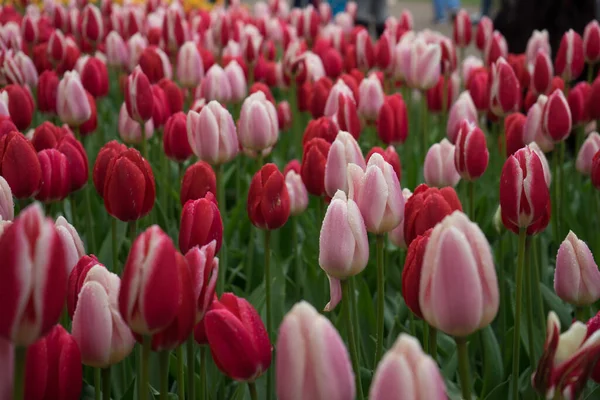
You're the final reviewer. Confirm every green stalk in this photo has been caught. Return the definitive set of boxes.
[532,237,545,335]
[95,367,101,400]
[423,323,430,354]
[552,148,559,242]
[139,122,148,160]
[429,327,438,361]
[248,382,258,400]
[102,367,111,400]
[349,277,362,367]
[292,217,302,298]
[186,335,195,400]
[160,135,169,213]
[512,228,527,400]
[264,229,273,400]
[111,218,118,274]
[200,346,207,400]
[455,337,471,400]
[576,307,588,321]
[342,279,364,400]
[13,346,26,400]
[216,163,227,295]
[159,351,169,400]
[128,221,137,244]
[588,64,594,83]
[85,183,97,253]
[498,234,506,345]
[468,181,475,220]
[525,239,535,365]
[558,141,565,237]
[374,234,386,366]
[441,75,448,136]
[421,91,428,161]
[139,336,151,400]
[176,346,185,400]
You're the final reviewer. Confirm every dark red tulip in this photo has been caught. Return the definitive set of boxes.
[57,135,88,192]
[125,66,154,123]
[402,229,432,318]
[3,84,34,131]
[79,92,98,136]
[0,131,42,198]
[35,149,70,202]
[180,161,217,206]
[93,141,127,197]
[301,138,331,196]
[31,122,66,151]
[37,70,59,114]
[310,76,333,119]
[302,117,338,145]
[81,57,109,98]
[180,192,223,254]
[377,93,408,144]
[163,112,192,162]
[157,78,184,115]
[247,163,290,230]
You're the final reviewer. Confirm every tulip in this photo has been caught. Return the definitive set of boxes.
[324,80,355,118]
[124,66,154,124]
[589,77,600,121]
[81,57,109,98]
[400,38,441,90]
[163,112,192,163]
[79,92,98,137]
[187,101,238,165]
[0,117,16,140]
[204,293,271,381]
[105,31,128,68]
[103,148,155,222]
[577,132,600,175]
[355,29,374,71]
[466,67,489,112]
[276,301,355,400]
[499,146,550,233]
[424,139,461,188]
[490,57,520,117]
[447,91,477,143]
[454,120,489,181]
[301,138,331,197]
[462,56,484,83]
[55,216,85,275]
[180,161,216,206]
[117,103,154,146]
[186,241,219,323]
[247,163,290,230]
[201,65,232,104]
[162,7,186,53]
[543,89,572,142]
[0,131,41,199]
[21,15,38,45]
[357,74,384,122]
[158,79,184,115]
[504,112,529,156]
[484,31,508,66]
[532,312,600,399]
[0,176,13,221]
[370,333,447,400]
[401,229,431,317]
[138,47,172,85]
[177,42,204,89]
[47,29,66,66]
[92,141,127,197]
[2,85,34,131]
[584,20,600,65]
[531,50,553,95]
[37,70,59,114]
[224,61,248,103]
[238,91,279,153]
[0,203,67,345]
[303,117,339,145]
[180,193,223,254]
[420,211,499,337]
[475,16,493,52]
[404,184,463,247]
[325,131,365,198]
[12,52,38,88]
[249,82,276,105]
[526,30,551,66]
[56,71,91,128]
[81,4,103,46]
[285,169,309,217]
[72,264,135,367]
[57,135,88,192]
[377,93,408,144]
[367,146,402,182]
[453,9,472,48]
[591,151,600,189]
[333,92,361,140]
[35,149,70,202]
[277,101,292,132]
[310,77,333,119]
[556,29,585,82]
[67,255,102,319]
[440,37,458,76]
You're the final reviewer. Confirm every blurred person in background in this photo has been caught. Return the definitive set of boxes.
[432,0,461,24]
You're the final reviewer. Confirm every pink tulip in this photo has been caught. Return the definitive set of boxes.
[177,42,204,88]
[285,170,309,216]
[347,152,404,234]
[524,94,554,152]
[370,334,447,400]
[13,51,38,87]
[276,301,355,400]
[324,79,355,118]
[357,74,384,122]
[0,203,67,345]
[238,91,279,152]
[420,211,499,337]
[453,9,472,48]
[484,31,508,66]
[490,57,520,117]
[72,264,135,367]
[81,4,103,45]
[389,189,412,249]
[106,31,128,68]
[57,71,92,127]
[461,55,484,84]
[224,60,248,103]
[424,139,461,188]
[475,16,493,52]
[118,103,154,145]
[576,132,600,175]
[187,100,238,165]
[55,216,85,275]
[127,33,148,72]
[325,131,365,197]
[201,65,232,104]
[400,37,441,90]
[185,241,219,323]
[554,231,600,306]
[525,30,551,67]
[0,176,14,221]
[529,143,552,187]
[447,91,477,143]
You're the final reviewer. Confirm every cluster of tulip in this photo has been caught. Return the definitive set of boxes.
[4,0,600,399]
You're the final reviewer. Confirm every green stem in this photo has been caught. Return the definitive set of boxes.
[159,351,169,400]
[374,234,386,366]
[160,135,169,214]
[423,323,430,354]
[128,220,137,245]
[429,327,438,361]
[596,191,600,259]
[176,346,185,400]
[468,181,475,220]
[455,337,472,400]
[139,336,151,400]
[552,148,559,242]
[248,382,258,400]
[200,346,207,400]
[139,122,148,160]
[187,335,195,400]
[576,306,588,321]
[293,217,301,299]
[342,279,364,400]
[85,184,96,253]
[525,238,535,365]
[111,218,118,274]
[558,141,565,237]
[349,277,362,367]
[13,346,26,400]
[264,229,272,400]
[512,228,527,400]
[532,237,545,336]
[95,367,101,400]
[216,163,227,295]
[441,75,448,136]
[102,367,111,400]
[421,91,428,161]
[498,234,506,346]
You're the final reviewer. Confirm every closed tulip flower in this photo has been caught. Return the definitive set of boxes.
[531,50,553,95]
[454,120,489,180]
[162,7,186,53]
[325,131,365,197]
[163,112,192,162]
[186,241,219,323]
[204,293,272,381]
[81,57,109,98]
[543,89,573,143]
[277,101,293,131]
[67,255,102,319]
[357,74,384,122]
[13,51,38,88]
[285,169,309,216]
[303,117,339,145]
[92,141,127,197]
[125,66,154,124]
[424,139,461,188]
[404,184,463,247]
[475,16,493,52]
[177,42,204,89]
[105,31,128,68]
[57,71,92,128]
[57,135,88,192]
[555,29,585,82]
[592,151,600,189]
[576,132,600,175]
[490,57,520,117]
[2,84,34,131]
[333,92,361,140]
[180,192,223,254]
[400,38,441,90]
[81,4,103,45]
[187,100,238,165]
[584,20,600,64]
[401,229,431,317]
[158,79,184,115]
[377,93,408,144]
[55,216,85,275]
[554,231,600,306]
[119,225,181,335]
[420,211,499,337]
[504,112,529,156]
[370,334,447,400]
[466,67,489,112]
[484,31,508,66]
[301,138,331,196]
[35,149,70,202]
[180,161,216,206]
[139,46,172,84]
[37,70,59,114]
[0,176,13,221]
[526,30,551,66]
[224,61,248,103]
[447,91,477,143]
[524,94,555,152]
[103,148,155,221]
[0,131,42,199]
[72,264,135,367]
[531,143,552,188]
[201,65,232,104]
[367,146,402,182]
[48,29,66,66]
[0,203,67,345]
[238,91,279,153]
[323,80,355,118]
[276,301,355,400]
[118,103,154,145]
[568,82,591,126]
[499,146,550,233]
[453,9,472,48]
[248,163,290,230]
[310,77,333,119]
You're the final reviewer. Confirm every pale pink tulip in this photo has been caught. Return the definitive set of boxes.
[118,103,154,145]
[177,41,204,88]
[55,216,85,275]
[357,74,384,122]
[424,139,461,188]
[187,100,238,165]
[57,71,92,127]
[576,132,600,175]
[389,188,412,249]
[224,60,247,103]
[447,91,477,143]
[238,91,279,152]
[201,64,232,103]
[325,131,365,197]
[0,176,14,221]
[285,170,309,216]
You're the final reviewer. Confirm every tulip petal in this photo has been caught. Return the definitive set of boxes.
[324,276,342,312]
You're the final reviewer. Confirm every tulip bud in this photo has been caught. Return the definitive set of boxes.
[248,163,290,230]
[447,91,477,143]
[55,216,85,275]
[555,29,585,82]
[276,301,355,400]
[180,161,216,206]
[3,85,34,131]
[177,42,204,88]
[0,131,42,199]
[303,117,339,145]
[490,57,520,117]
[277,101,292,131]
[67,255,102,319]
[11,51,38,88]
[56,70,92,128]
[542,89,572,142]
[224,61,248,103]
[324,131,365,197]
[377,93,408,144]
[357,74,384,122]
[310,77,333,119]
[404,184,463,247]
[81,4,103,45]
[238,91,279,153]
[139,46,172,85]
[466,67,489,112]
[103,148,155,221]
[420,211,499,337]
[453,9,472,48]
[125,66,154,123]
[187,100,238,165]
[355,29,374,71]
[201,65,233,104]
[106,31,128,68]
[526,30,551,66]
[576,132,600,175]
[591,151,600,189]
[249,82,276,105]
[72,265,135,367]
[93,141,127,197]
[584,20,600,64]
[424,139,461,188]
[333,93,361,140]
[499,146,550,233]
[531,50,553,95]
[119,225,181,335]
[35,149,70,202]
[21,15,38,45]
[301,138,331,196]
[163,112,192,163]
[285,169,309,217]
[455,120,489,181]
[204,293,271,381]
[186,241,219,323]
[0,176,14,221]
[118,103,154,145]
[0,203,67,345]
[568,82,591,126]
[57,135,88,192]
[484,31,508,66]
[162,7,186,53]
[81,57,109,98]
[37,70,59,114]
[401,38,441,90]
[403,228,434,320]
[180,193,223,254]
[475,16,493,52]
[48,29,66,65]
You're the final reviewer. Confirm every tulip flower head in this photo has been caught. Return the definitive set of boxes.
[555,29,585,82]
[247,163,291,230]
[324,131,365,197]
[180,192,223,254]
[423,139,461,188]
[576,132,600,175]
[542,89,572,142]
[454,120,489,181]
[584,20,600,64]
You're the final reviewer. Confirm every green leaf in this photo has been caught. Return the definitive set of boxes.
[480,326,505,397]
[483,379,510,400]
[540,283,572,327]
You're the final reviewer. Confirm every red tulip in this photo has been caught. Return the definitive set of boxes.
[3,84,34,131]
[403,183,463,247]
[284,160,302,176]
[590,151,600,190]
[0,204,67,345]
[35,149,70,202]
[301,138,331,196]
[453,9,472,47]
[0,131,42,199]
[57,135,88,192]
[139,46,172,84]
[484,31,508,66]
[150,84,170,127]
[185,241,219,323]
[276,101,292,131]
[366,145,402,182]
[163,112,192,162]
[302,117,338,145]
[504,112,528,156]
[467,67,489,112]
[248,163,290,230]
[31,122,66,151]
[568,82,591,126]
[588,77,600,121]
[81,4,103,45]
[542,89,572,142]
[426,75,455,113]
[67,255,103,319]
[249,82,275,104]
[162,7,185,53]
[555,29,585,82]
[490,57,520,117]
[507,53,530,91]
[48,29,66,66]
[377,93,408,144]
[204,293,272,381]
[584,20,600,64]
[92,141,127,197]
[531,50,553,95]
[0,117,17,139]
[157,78,184,115]
[125,66,154,123]
[334,92,361,140]
[79,91,97,136]
[21,15,38,45]
[180,192,223,254]
[81,57,109,98]
[180,161,217,206]
[322,47,343,79]
[310,76,333,119]
[103,148,155,221]
[37,70,59,114]
[475,16,493,52]
[454,120,489,180]
[402,229,432,318]
[119,225,181,335]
